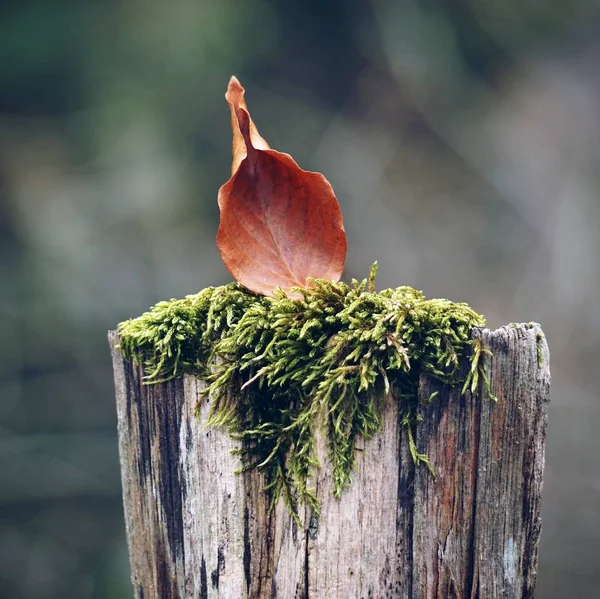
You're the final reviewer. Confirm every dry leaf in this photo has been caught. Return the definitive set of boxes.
[217,76,347,298]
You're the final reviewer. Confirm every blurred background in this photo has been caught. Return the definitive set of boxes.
[1,0,599,597]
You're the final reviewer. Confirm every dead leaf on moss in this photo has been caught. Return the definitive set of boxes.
[217,76,347,298]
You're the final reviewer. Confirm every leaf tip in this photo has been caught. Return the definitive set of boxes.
[226,75,244,101]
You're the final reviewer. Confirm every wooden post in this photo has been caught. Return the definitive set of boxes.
[109,323,549,599]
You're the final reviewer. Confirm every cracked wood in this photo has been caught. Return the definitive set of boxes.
[109,323,549,598]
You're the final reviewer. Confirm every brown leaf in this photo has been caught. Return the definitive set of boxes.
[217,76,347,298]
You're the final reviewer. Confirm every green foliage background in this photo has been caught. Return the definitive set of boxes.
[1,1,600,597]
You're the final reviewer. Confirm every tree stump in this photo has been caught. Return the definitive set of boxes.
[109,323,549,599]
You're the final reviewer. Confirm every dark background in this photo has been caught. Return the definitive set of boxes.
[1,1,599,597]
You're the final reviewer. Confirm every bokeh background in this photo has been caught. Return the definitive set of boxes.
[1,1,599,597]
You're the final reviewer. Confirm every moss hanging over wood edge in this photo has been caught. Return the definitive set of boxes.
[117,264,494,520]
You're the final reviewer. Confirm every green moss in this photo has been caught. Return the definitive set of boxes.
[118,264,490,519]
[536,332,544,367]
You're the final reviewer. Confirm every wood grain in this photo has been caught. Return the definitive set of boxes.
[109,323,549,598]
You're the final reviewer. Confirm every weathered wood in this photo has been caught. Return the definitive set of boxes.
[109,323,549,599]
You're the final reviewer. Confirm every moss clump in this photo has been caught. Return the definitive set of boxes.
[118,264,490,519]
[536,332,544,367]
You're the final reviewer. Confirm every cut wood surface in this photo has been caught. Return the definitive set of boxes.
[109,323,550,599]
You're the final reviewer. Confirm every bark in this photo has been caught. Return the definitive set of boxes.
[109,323,549,599]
